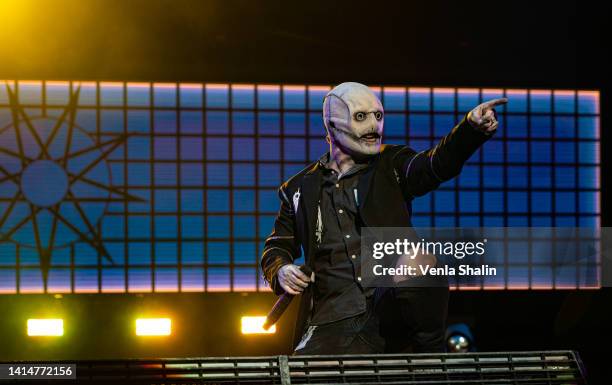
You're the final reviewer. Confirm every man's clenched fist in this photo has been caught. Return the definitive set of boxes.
[467,98,508,134]
[278,264,314,295]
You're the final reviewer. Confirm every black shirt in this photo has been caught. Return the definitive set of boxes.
[310,155,375,325]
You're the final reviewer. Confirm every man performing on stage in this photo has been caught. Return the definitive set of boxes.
[261,82,507,354]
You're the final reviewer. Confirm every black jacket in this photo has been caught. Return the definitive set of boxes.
[261,115,492,349]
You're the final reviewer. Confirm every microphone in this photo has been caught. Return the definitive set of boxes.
[263,265,313,330]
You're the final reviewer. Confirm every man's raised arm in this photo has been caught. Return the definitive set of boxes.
[392,98,508,198]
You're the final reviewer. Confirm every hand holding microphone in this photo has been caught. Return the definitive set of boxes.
[277,263,315,295]
[263,264,314,330]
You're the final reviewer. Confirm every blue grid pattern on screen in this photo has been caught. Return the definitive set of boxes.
[0,82,601,293]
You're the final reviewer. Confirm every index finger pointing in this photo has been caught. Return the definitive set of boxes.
[481,97,508,110]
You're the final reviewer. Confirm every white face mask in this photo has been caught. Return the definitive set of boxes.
[323,82,384,159]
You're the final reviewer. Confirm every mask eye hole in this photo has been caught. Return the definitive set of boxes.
[374,111,383,121]
[354,112,366,122]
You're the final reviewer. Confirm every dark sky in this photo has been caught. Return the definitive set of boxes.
[0,0,606,89]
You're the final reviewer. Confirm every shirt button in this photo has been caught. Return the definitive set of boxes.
[338,209,344,214]
[335,183,340,188]
[357,276,362,282]
[351,254,356,259]
[345,234,351,239]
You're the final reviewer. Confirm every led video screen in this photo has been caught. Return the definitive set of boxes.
[0,81,600,293]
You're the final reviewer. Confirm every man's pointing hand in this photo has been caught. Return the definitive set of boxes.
[467,98,508,134]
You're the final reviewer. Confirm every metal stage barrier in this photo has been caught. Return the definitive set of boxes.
[1,350,586,384]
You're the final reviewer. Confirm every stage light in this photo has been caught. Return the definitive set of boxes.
[445,323,474,353]
[27,319,64,336]
[241,316,276,334]
[136,318,172,336]
[447,334,470,353]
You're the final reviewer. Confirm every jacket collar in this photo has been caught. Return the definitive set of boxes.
[302,150,379,213]
[313,151,375,176]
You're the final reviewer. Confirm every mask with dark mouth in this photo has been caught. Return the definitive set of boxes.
[359,131,381,145]
[323,82,384,158]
